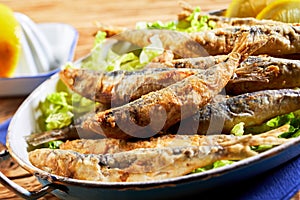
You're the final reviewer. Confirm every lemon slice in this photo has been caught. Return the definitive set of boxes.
[256,0,300,23]
[0,3,21,78]
[226,0,271,17]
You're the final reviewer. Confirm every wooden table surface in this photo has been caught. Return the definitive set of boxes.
[0,0,299,199]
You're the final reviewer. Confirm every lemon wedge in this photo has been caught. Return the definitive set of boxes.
[225,0,272,17]
[0,3,21,78]
[256,0,300,22]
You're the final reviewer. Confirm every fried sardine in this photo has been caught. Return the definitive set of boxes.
[59,125,290,154]
[114,24,299,57]
[172,89,300,135]
[60,55,300,105]
[29,125,291,182]
[60,67,198,105]
[82,29,267,139]
[26,89,300,147]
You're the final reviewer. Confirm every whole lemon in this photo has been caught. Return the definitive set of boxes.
[0,3,21,78]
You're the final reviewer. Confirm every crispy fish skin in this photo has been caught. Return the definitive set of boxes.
[168,55,226,69]
[115,25,299,57]
[196,14,285,28]
[28,88,300,146]
[60,54,300,107]
[60,125,290,154]
[173,89,300,135]
[29,143,251,182]
[156,55,300,95]
[26,125,81,147]
[29,146,252,182]
[29,126,291,182]
[66,54,300,102]
[226,56,300,95]
[26,124,106,147]
[189,24,300,56]
[115,29,211,58]
[59,67,198,105]
[82,30,267,139]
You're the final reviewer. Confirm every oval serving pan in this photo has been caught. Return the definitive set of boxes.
[3,72,300,200]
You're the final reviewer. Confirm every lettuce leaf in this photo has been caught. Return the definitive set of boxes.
[37,92,94,131]
[230,122,245,136]
[43,140,63,149]
[228,110,300,153]
[251,145,273,152]
[80,7,214,72]
[136,7,215,32]
[244,110,300,138]
[80,31,163,71]
[192,160,235,173]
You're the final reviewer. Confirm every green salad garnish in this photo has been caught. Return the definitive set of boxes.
[76,7,214,72]
[245,110,300,138]
[43,140,64,149]
[192,160,235,174]
[37,91,94,131]
[192,110,300,174]
[136,7,216,32]
[79,31,163,72]
[230,122,245,136]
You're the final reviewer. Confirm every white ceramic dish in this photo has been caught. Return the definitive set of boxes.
[0,23,78,97]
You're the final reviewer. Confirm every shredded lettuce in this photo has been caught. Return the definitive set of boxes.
[136,7,215,32]
[278,112,300,138]
[244,110,300,138]
[193,109,300,173]
[93,31,107,49]
[230,122,245,136]
[37,92,94,131]
[250,145,273,152]
[228,110,300,153]
[191,109,300,173]
[79,7,214,72]
[43,140,63,149]
[192,160,235,173]
[80,31,163,71]
[139,34,164,63]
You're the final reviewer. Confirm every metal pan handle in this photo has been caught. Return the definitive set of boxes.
[0,147,68,199]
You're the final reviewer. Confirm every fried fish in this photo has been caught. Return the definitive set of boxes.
[29,125,291,182]
[82,29,267,139]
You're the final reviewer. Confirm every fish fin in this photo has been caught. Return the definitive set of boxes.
[231,27,269,62]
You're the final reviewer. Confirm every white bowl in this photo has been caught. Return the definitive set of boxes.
[0,23,78,97]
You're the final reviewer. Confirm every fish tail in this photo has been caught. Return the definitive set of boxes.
[59,67,76,89]
[231,27,269,61]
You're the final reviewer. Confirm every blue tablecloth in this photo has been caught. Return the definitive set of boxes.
[1,118,300,199]
[0,118,10,145]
